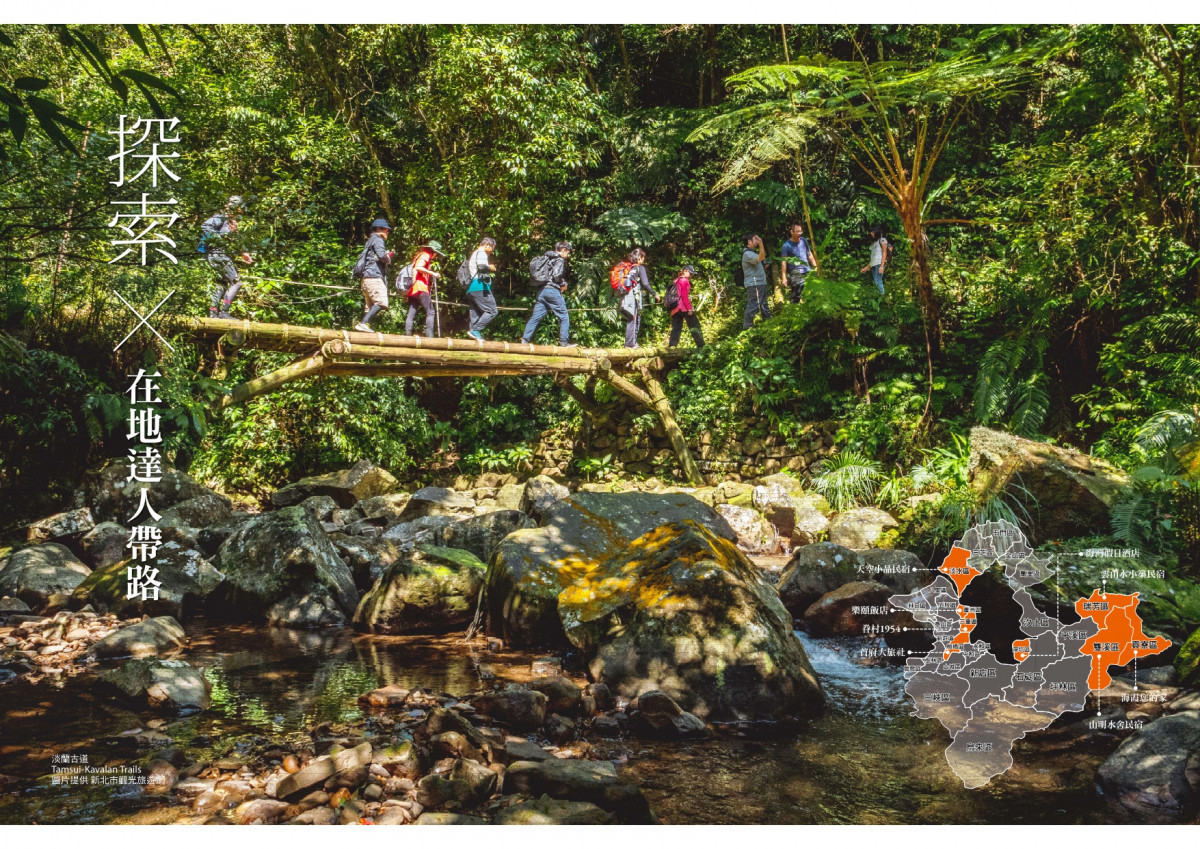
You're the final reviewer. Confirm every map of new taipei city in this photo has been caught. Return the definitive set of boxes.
[889,520,1173,789]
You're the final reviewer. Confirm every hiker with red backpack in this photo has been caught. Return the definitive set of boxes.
[613,247,661,348]
[520,241,576,348]
[404,240,444,337]
[666,264,705,348]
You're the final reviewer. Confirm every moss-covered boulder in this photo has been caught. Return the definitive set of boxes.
[484,492,737,647]
[1176,628,1200,688]
[0,543,91,611]
[102,657,211,714]
[269,460,399,509]
[968,427,1129,543]
[70,542,224,619]
[352,545,485,634]
[557,520,824,721]
[213,506,358,628]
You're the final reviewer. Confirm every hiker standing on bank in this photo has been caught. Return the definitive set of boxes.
[353,218,394,332]
[199,195,253,318]
[404,241,444,337]
[861,225,889,295]
[742,233,771,328]
[520,241,577,348]
[466,237,499,341]
[666,264,705,348]
[781,222,818,303]
[617,248,661,348]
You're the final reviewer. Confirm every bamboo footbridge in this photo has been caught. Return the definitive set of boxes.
[174,316,703,483]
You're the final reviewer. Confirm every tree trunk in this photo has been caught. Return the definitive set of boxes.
[898,196,943,354]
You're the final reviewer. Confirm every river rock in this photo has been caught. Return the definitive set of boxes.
[802,581,894,637]
[495,483,525,512]
[495,795,615,824]
[472,685,547,730]
[503,758,653,823]
[117,471,219,525]
[968,427,1129,543]
[791,508,830,546]
[269,460,398,509]
[154,492,232,531]
[396,487,476,522]
[528,676,583,715]
[485,492,736,646]
[1097,710,1200,823]
[355,492,412,523]
[352,545,485,634]
[415,812,487,825]
[431,510,535,563]
[521,475,570,522]
[0,596,31,614]
[558,521,824,721]
[196,514,254,556]
[827,508,898,550]
[335,537,404,592]
[103,657,211,713]
[27,507,95,543]
[298,495,339,522]
[1175,627,1200,688]
[79,522,131,570]
[449,756,497,804]
[0,543,91,611]
[855,549,928,595]
[71,544,224,619]
[629,690,708,740]
[91,615,187,658]
[715,504,779,554]
[416,774,474,810]
[213,506,358,628]
[72,460,215,526]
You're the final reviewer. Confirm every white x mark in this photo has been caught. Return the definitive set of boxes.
[113,290,176,352]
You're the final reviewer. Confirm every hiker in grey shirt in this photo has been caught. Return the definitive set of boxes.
[742,233,771,329]
[199,195,253,318]
[861,225,889,295]
[465,237,499,341]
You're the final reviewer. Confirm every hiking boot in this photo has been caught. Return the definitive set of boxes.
[467,330,484,342]
[217,311,233,320]
[354,322,371,332]
[561,342,579,348]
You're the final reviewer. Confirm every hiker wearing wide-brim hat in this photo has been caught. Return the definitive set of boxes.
[352,218,395,332]
[404,239,444,338]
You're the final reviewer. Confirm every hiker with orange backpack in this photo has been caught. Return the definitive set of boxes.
[612,247,661,348]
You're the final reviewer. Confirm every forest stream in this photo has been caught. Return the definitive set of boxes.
[0,621,1119,825]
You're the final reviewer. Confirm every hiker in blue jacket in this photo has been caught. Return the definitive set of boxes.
[199,195,253,318]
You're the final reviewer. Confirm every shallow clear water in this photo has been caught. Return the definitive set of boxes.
[0,622,1119,824]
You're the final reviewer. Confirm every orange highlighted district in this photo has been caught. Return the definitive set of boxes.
[1074,590,1172,690]
[1012,639,1031,662]
[937,545,981,596]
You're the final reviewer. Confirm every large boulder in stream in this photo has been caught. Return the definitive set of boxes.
[1097,710,1200,823]
[102,657,211,714]
[213,506,358,628]
[70,542,224,619]
[430,510,535,562]
[827,507,898,550]
[0,543,91,611]
[353,545,486,634]
[558,521,824,721]
[967,427,1129,543]
[777,542,927,617]
[268,460,399,509]
[91,615,187,659]
[484,492,736,647]
[73,460,219,525]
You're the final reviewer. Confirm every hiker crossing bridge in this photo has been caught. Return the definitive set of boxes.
[173,316,702,483]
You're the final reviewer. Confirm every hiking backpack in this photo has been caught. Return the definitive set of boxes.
[351,246,369,281]
[882,237,896,265]
[456,257,473,288]
[394,263,415,294]
[664,279,681,312]
[733,262,745,287]
[530,254,556,287]
[610,261,635,293]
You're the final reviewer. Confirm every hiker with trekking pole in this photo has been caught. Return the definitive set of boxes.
[403,240,444,337]
[612,247,661,348]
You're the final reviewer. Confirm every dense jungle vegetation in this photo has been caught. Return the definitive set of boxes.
[1,24,1198,572]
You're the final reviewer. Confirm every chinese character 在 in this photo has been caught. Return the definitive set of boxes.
[126,369,163,405]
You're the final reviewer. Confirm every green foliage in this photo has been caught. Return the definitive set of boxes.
[462,444,533,475]
[810,449,883,511]
[575,453,616,482]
